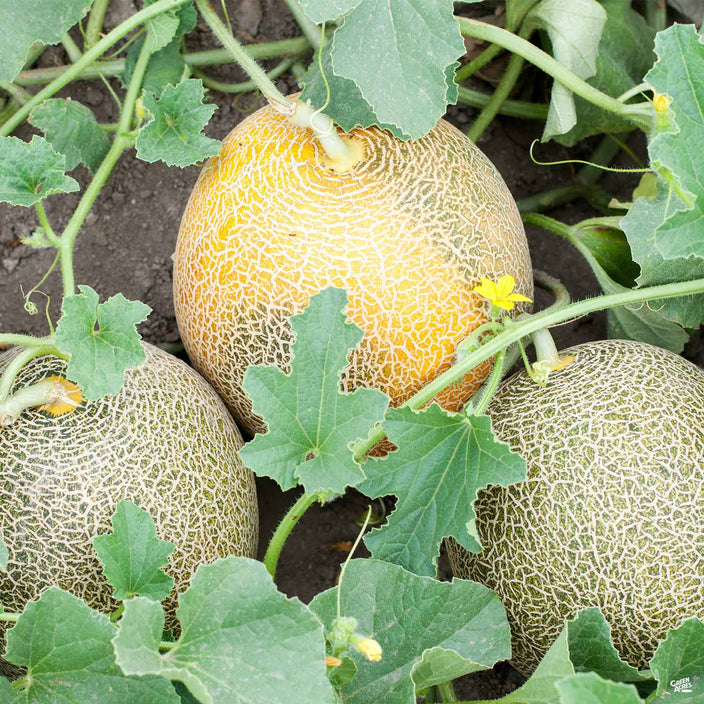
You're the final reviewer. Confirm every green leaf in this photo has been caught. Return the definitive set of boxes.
[54,285,151,400]
[92,500,175,602]
[329,656,358,688]
[327,0,465,139]
[621,180,704,329]
[135,79,221,168]
[359,406,526,576]
[644,24,704,261]
[0,135,79,206]
[526,0,607,141]
[566,609,644,684]
[29,99,110,173]
[0,535,7,572]
[240,288,389,494]
[113,557,335,704]
[0,0,92,82]
[553,0,654,146]
[310,558,511,703]
[3,588,178,703]
[650,618,704,702]
[299,0,364,22]
[556,673,644,703]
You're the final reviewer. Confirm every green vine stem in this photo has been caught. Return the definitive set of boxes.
[0,333,54,349]
[456,18,653,133]
[0,344,64,407]
[196,56,298,94]
[196,0,361,170]
[13,38,310,86]
[58,38,153,297]
[457,86,547,120]
[0,614,18,623]
[468,49,525,141]
[0,0,191,137]
[61,34,83,63]
[284,0,322,50]
[644,0,667,32]
[263,492,320,577]
[454,43,504,84]
[85,0,111,50]
[349,276,704,460]
[470,349,505,415]
[195,0,291,108]
[436,680,459,702]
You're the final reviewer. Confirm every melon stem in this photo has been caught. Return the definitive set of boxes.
[0,378,58,426]
[195,0,363,172]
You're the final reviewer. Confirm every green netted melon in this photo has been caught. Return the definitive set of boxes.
[448,339,704,674]
[0,343,258,632]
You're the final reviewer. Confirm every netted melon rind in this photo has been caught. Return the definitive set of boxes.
[448,339,704,673]
[0,343,258,626]
[173,105,532,434]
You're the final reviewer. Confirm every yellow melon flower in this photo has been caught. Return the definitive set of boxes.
[653,92,671,114]
[473,275,532,312]
[356,637,382,662]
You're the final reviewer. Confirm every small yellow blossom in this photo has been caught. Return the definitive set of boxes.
[39,377,83,417]
[326,655,343,668]
[356,637,382,662]
[653,92,671,114]
[473,275,532,312]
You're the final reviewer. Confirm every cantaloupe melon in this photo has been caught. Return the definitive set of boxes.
[448,339,704,673]
[173,104,532,434]
[0,344,258,629]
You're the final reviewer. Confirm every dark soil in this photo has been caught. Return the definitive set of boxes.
[1,1,702,700]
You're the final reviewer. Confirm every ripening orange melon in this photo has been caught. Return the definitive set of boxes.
[173,103,532,434]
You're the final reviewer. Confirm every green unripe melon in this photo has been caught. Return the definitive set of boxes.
[0,344,258,630]
[448,339,704,674]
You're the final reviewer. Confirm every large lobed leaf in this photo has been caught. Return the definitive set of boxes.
[54,285,151,400]
[2,588,178,703]
[0,0,93,82]
[113,557,335,704]
[301,0,465,139]
[240,288,388,495]
[359,405,526,577]
[310,558,510,704]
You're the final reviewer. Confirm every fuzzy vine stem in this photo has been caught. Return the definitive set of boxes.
[0,333,54,349]
[61,34,83,63]
[0,0,190,137]
[196,56,298,94]
[263,492,320,578]
[456,18,653,132]
[349,276,704,459]
[0,613,18,623]
[194,0,291,108]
